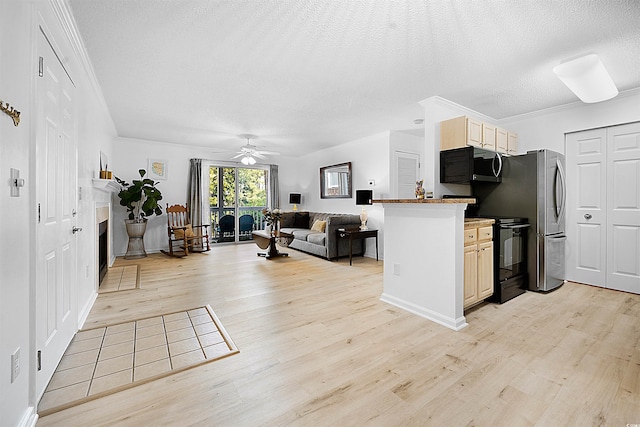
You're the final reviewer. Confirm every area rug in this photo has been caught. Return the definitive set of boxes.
[98,265,140,293]
[38,305,239,416]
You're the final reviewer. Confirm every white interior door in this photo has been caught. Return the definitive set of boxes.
[35,30,78,398]
[395,151,420,199]
[606,123,640,294]
[566,129,607,287]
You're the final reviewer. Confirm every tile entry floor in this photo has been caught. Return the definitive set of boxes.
[39,306,238,415]
[98,265,140,293]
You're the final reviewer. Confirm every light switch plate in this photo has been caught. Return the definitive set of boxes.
[11,348,20,383]
[10,168,25,197]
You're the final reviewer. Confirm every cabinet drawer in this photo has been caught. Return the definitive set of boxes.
[478,226,493,241]
[464,228,478,244]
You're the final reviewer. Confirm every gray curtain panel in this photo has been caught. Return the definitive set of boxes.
[188,158,205,226]
[269,164,279,209]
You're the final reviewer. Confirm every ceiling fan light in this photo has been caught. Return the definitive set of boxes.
[248,156,256,165]
[241,156,250,165]
[553,54,618,103]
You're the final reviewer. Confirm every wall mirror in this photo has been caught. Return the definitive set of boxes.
[320,162,352,199]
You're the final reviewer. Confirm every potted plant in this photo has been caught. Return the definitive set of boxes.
[115,169,163,259]
[262,208,281,237]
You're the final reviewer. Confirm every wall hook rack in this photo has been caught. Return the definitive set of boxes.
[1,98,21,127]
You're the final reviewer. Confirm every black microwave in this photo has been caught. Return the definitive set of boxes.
[440,146,503,184]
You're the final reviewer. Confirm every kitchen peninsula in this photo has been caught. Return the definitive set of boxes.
[374,198,476,331]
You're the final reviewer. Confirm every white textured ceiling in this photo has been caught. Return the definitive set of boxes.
[69,0,640,157]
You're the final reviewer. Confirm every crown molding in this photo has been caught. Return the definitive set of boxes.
[497,87,640,124]
[419,96,497,123]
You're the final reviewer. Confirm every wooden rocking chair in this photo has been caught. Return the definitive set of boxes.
[162,204,211,257]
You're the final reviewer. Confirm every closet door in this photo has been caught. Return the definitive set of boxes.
[566,129,607,287]
[606,123,640,294]
[566,122,640,295]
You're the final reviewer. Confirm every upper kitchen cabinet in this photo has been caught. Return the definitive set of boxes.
[507,132,518,155]
[496,128,508,153]
[441,116,519,155]
[440,116,483,150]
[482,123,496,151]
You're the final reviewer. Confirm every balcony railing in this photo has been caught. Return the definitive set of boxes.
[210,206,266,243]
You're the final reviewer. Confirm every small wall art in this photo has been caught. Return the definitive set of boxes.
[148,158,168,180]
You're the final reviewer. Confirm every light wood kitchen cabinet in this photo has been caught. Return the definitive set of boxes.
[482,123,496,151]
[441,116,518,155]
[496,127,508,153]
[507,132,518,155]
[463,222,494,309]
[440,116,484,150]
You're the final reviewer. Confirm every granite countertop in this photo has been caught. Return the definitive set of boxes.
[464,218,496,227]
[373,198,476,204]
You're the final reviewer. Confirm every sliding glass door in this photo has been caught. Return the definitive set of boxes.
[209,165,268,243]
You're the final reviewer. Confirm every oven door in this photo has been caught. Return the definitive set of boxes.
[498,223,530,282]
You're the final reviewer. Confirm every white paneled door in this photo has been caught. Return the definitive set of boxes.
[566,129,607,286]
[35,30,78,399]
[606,123,640,294]
[566,122,640,294]
[395,151,420,199]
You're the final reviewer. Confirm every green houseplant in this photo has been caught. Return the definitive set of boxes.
[115,169,163,259]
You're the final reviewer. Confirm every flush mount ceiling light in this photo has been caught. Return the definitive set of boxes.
[553,54,618,103]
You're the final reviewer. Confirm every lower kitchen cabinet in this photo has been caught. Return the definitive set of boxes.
[463,222,494,309]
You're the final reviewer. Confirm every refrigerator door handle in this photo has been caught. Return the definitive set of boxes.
[492,152,503,178]
[555,159,567,221]
[549,235,567,241]
[500,224,531,229]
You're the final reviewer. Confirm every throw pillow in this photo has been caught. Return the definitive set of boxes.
[293,212,310,228]
[174,224,195,240]
[310,219,327,233]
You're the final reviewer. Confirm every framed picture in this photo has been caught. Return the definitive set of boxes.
[148,158,168,180]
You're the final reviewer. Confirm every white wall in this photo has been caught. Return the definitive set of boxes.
[295,131,390,258]
[500,89,640,154]
[111,137,297,255]
[113,132,393,260]
[0,1,117,425]
[0,2,34,425]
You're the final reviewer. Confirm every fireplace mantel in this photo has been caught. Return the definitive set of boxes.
[92,178,120,193]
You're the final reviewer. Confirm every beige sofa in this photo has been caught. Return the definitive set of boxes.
[278,211,363,260]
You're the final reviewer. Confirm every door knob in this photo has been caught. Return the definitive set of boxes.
[584,213,592,220]
[72,226,83,234]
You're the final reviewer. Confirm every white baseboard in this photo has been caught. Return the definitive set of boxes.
[18,406,38,427]
[78,290,98,329]
[380,293,468,331]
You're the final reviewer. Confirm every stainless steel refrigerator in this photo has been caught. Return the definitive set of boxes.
[474,149,567,292]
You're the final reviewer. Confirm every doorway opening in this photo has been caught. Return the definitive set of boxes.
[209,166,268,244]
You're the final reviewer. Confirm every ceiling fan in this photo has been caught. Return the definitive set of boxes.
[232,134,280,165]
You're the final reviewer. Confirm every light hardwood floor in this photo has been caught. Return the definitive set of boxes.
[37,244,640,426]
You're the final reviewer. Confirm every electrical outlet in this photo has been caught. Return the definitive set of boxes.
[11,348,20,383]
[393,263,401,276]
